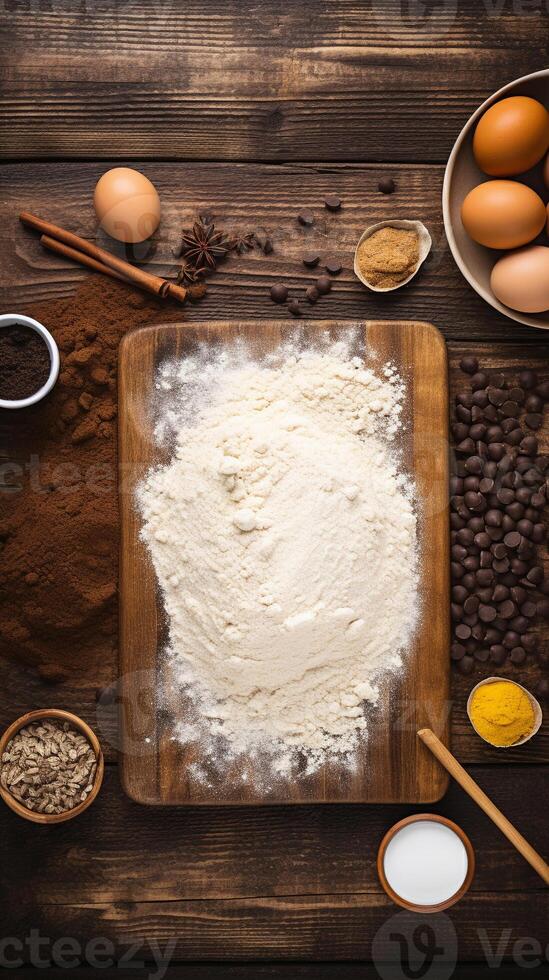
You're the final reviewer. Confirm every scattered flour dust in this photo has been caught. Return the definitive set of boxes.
[137,332,419,784]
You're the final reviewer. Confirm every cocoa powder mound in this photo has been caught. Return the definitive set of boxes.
[0,275,183,681]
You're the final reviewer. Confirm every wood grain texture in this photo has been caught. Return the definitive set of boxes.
[2,767,547,905]
[118,320,449,804]
[3,160,549,343]
[0,1,547,161]
[7,892,548,962]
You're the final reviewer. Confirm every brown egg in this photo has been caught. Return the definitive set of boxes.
[547,202,549,236]
[461,180,546,249]
[473,96,549,176]
[94,168,161,243]
[491,246,549,313]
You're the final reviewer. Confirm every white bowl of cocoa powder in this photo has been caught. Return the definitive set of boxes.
[0,313,60,410]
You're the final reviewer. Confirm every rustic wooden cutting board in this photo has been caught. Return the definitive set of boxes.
[118,320,449,805]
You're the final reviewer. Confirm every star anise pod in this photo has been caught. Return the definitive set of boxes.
[175,262,205,286]
[179,218,232,270]
[229,232,256,255]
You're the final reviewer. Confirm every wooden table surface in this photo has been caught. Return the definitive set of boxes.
[0,2,548,976]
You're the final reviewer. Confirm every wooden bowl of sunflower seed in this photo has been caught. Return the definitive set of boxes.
[0,709,104,823]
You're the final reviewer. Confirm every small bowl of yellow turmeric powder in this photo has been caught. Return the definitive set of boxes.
[354,219,432,292]
[467,677,542,749]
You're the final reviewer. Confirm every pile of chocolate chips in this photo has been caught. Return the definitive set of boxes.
[450,358,548,678]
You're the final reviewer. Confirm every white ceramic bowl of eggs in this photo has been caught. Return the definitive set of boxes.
[443,69,549,330]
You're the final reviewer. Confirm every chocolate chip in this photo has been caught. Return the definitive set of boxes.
[298,210,314,227]
[455,623,471,640]
[270,283,288,304]
[519,369,538,390]
[536,380,549,400]
[503,531,521,549]
[510,647,526,664]
[288,300,302,316]
[451,643,466,660]
[460,356,479,375]
[316,275,332,295]
[500,400,520,418]
[303,253,320,268]
[471,372,489,390]
[525,393,543,413]
[488,388,506,406]
[457,655,474,674]
[479,604,497,623]
[378,178,395,194]
[325,259,342,276]
[456,405,472,424]
[305,286,320,304]
[525,414,542,430]
[490,644,507,665]
[324,194,342,211]
[472,390,489,408]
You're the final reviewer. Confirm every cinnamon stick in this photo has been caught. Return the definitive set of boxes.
[41,235,130,285]
[20,211,187,305]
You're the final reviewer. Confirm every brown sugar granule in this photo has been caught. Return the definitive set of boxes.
[357,226,419,289]
[0,325,51,401]
[0,275,183,690]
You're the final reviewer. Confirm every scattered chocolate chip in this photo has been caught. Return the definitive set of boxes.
[316,275,332,295]
[298,210,314,227]
[270,283,288,304]
[519,369,537,390]
[324,194,341,211]
[460,356,479,375]
[288,300,302,316]
[378,177,395,194]
[525,413,542,430]
[305,286,320,304]
[303,253,320,268]
[325,259,342,275]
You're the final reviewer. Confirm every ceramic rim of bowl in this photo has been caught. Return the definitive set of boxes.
[377,813,476,913]
[353,219,432,292]
[0,313,60,409]
[442,68,549,330]
[466,676,543,748]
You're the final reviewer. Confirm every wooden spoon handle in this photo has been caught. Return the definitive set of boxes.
[418,728,549,885]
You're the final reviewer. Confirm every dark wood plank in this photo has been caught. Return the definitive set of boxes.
[119,320,449,804]
[5,970,547,980]
[3,160,549,342]
[1,767,546,905]
[0,1,547,161]
[7,891,548,961]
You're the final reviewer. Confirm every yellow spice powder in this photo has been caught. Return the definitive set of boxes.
[357,227,420,289]
[469,680,535,747]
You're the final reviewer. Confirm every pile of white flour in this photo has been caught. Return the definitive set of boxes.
[138,336,419,778]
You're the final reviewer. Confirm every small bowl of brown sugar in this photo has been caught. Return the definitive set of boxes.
[0,709,104,824]
[354,220,432,292]
[0,313,59,410]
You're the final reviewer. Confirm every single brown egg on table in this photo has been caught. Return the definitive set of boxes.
[94,167,161,243]
[491,245,549,313]
[473,96,549,176]
[461,180,546,249]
